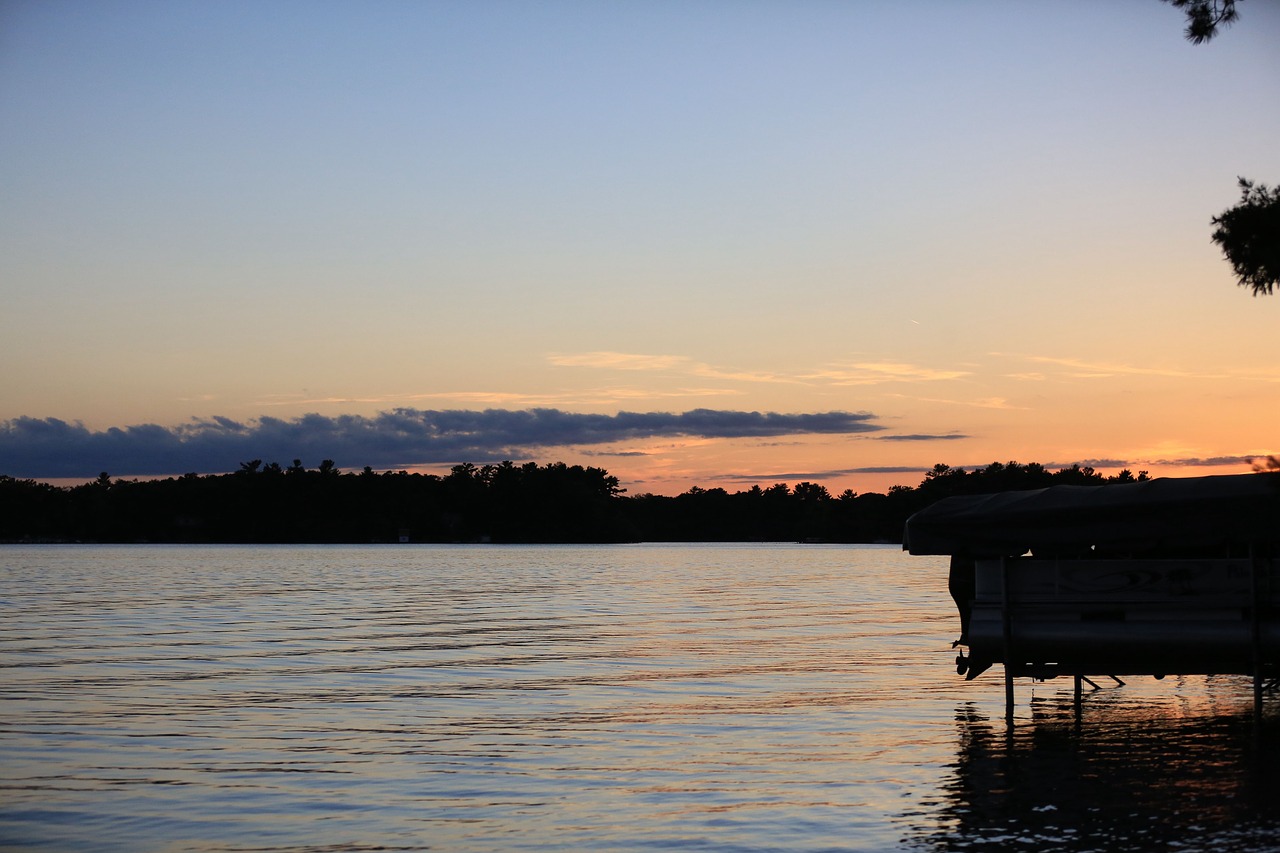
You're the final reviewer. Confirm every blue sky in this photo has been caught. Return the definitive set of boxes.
[2,0,1278,493]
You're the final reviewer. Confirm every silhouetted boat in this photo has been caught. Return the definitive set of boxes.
[904,473,1280,704]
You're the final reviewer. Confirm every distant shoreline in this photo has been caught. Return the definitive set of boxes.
[0,459,1158,546]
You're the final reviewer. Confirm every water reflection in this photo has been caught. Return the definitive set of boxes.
[13,545,1280,851]
[911,679,1280,852]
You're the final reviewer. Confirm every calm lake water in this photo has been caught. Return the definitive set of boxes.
[4,543,1280,852]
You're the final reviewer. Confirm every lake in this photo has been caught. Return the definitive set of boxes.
[4,543,1280,851]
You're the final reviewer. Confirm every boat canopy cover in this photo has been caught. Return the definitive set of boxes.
[903,473,1280,557]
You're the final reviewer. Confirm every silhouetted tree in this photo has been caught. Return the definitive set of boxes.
[1160,3,1275,297]
[1161,0,1239,43]
[0,457,1248,545]
[0,475,71,540]
[1211,178,1280,296]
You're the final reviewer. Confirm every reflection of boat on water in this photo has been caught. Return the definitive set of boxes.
[903,473,1280,709]
[902,691,1280,852]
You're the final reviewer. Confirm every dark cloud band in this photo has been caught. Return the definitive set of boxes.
[718,465,930,483]
[0,408,884,478]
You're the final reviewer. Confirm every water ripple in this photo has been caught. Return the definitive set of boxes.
[3,544,1280,851]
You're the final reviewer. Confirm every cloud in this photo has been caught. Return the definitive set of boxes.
[1042,458,1135,470]
[0,408,885,479]
[718,465,930,483]
[1040,456,1266,471]
[549,351,969,387]
[1023,357,1224,380]
[801,362,972,385]
[886,393,1022,410]
[876,433,969,442]
[547,352,691,371]
[1147,455,1269,468]
[996,354,1280,383]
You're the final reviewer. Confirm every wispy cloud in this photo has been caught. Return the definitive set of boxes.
[1039,455,1268,471]
[1041,458,1135,470]
[548,351,798,385]
[801,362,971,385]
[550,351,977,391]
[547,352,691,371]
[1146,455,1271,468]
[998,354,1280,382]
[717,465,931,483]
[1030,356,1218,380]
[887,393,1023,410]
[0,408,886,479]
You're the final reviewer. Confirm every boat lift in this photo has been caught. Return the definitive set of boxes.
[903,473,1280,718]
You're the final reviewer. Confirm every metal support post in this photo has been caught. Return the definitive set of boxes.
[1001,556,1014,721]
[1252,542,1264,719]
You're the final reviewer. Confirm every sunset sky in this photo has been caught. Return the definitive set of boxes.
[2,0,1278,496]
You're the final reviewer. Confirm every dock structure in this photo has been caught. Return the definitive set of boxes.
[903,473,1280,718]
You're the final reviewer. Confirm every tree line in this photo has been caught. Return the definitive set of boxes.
[0,459,1152,545]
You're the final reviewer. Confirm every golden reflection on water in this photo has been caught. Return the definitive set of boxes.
[903,676,1280,852]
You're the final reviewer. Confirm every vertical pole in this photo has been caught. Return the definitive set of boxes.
[1252,542,1263,719]
[1074,674,1083,720]
[1002,556,1014,721]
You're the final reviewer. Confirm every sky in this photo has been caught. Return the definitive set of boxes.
[1,0,1278,496]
